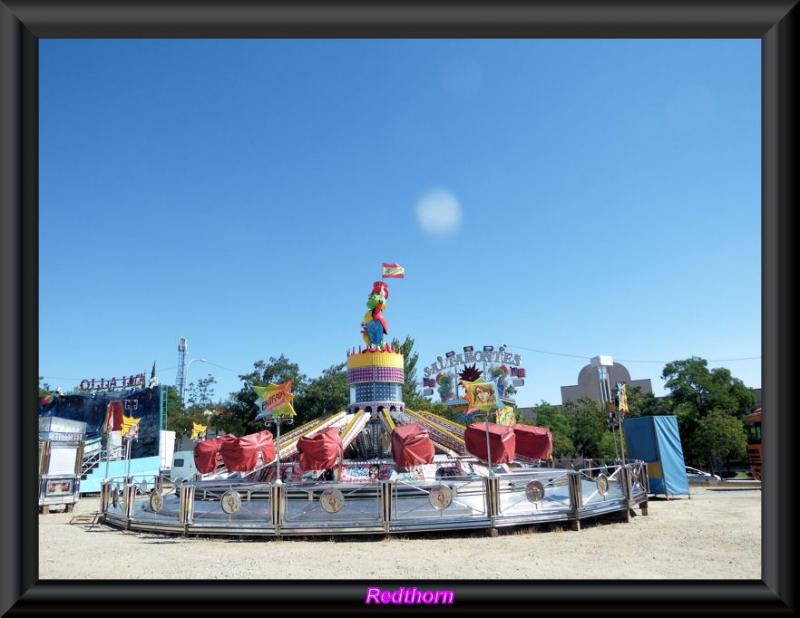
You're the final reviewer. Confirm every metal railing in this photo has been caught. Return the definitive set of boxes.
[81,446,125,476]
[100,459,649,537]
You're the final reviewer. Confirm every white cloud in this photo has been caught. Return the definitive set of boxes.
[415,189,462,236]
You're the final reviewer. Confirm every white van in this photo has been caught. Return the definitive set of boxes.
[168,450,200,483]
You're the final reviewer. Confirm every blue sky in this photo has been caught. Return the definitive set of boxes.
[38,38,761,408]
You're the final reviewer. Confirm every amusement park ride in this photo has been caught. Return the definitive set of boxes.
[49,264,652,537]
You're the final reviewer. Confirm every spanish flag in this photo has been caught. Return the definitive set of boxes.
[382,263,405,278]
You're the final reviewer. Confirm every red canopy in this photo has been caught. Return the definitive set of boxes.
[513,424,553,461]
[391,423,435,468]
[464,422,516,464]
[297,426,343,471]
[220,429,275,472]
[193,433,237,474]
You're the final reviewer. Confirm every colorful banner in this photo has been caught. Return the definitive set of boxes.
[381,262,405,278]
[253,380,297,420]
[617,382,629,414]
[495,406,516,426]
[461,378,504,416]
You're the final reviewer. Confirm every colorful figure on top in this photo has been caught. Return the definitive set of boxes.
[361,280,389,349]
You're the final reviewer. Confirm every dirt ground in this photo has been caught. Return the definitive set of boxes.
[38,484,761,581]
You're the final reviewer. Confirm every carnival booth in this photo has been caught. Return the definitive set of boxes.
[38,416,86,513]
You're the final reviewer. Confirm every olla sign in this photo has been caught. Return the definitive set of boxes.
[79,373,146,391]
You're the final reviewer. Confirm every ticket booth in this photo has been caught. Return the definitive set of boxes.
[38,416,87,513]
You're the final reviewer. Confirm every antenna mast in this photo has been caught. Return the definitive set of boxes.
[176,337,188,401]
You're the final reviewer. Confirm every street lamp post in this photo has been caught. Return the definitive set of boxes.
[183,357,207,404]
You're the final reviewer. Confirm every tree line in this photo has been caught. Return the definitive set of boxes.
[40,337,757,476]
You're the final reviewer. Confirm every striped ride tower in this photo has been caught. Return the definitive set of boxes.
[346,348,405,415]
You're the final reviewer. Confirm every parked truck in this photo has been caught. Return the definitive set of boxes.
[38,416,86,513]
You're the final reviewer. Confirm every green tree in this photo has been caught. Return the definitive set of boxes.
[561,396,616,459]
[160,385,186,434]
[684,408,747,475]
[428,401,453,417]
[662,357,755,419]
[627,389,673,417]
[162,375,220,440]
[661,356,756,462]
[224,356,308,436]
[185,374,217,409]
[389,335,431,412]
[519,401,574,458]
[294,363,349,425]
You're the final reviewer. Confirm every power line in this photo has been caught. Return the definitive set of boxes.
[504,344,760,364]
[42,350,759,389]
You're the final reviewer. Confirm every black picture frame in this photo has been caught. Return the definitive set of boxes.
[1,1,795,614]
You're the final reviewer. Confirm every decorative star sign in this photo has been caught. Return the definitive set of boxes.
[120,414,141,438]
[461,377,503,416]
[191,421,207,440]
[253,380,297,421]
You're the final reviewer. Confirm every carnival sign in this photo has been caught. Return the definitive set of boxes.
[421,345,526,404]
[79,373,147,391]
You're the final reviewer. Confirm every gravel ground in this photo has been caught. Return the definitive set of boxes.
[38,484,761,580]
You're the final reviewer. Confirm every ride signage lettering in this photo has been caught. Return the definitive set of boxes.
[422,347,522,378]
[79,373,146,391]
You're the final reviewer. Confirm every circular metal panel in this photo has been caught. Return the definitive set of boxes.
[596,473,609,495]
[525,480,545,503]
[221,490,242,514]
[429,484,454,509]
[320,488,345,513]
[150,490,163,513]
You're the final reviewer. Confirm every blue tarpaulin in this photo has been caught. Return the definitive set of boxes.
[623,416,689,497]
